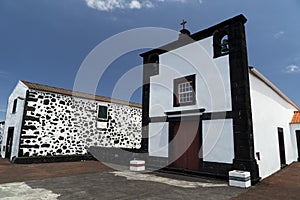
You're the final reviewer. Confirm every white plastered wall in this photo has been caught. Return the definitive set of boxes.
[148,37,232,158]
[249,73,298,179]
[1,81,28,159]
[289,123,300,159]
[202,119,234,163]
[150,37,231,118]
[149,122,169,157]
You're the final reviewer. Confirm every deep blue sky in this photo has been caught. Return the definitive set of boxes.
[0,0,300,120]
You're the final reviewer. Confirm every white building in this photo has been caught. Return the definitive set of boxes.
[140,14,300,183]
[0,121,4,153]
[1,80,142,163]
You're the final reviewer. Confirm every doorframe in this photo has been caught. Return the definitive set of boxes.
[5,127,14,159]
[277,127,287,168]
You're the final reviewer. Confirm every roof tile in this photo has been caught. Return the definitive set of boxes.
[291,111,300,124]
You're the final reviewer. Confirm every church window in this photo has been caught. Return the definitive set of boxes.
[173,74,196,107]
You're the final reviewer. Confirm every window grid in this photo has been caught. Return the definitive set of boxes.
[178,81,193,103]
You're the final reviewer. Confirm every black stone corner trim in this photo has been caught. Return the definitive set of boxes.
[18,90,29,157]
[225,14,260,183]
[141,53,161,153]
[12,154,97,164]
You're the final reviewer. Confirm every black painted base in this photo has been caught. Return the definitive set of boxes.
[147,156,169,170]
[88,147,147,166]
[147,156,237,182]
[202,161,233,176]
[158,167,228,180]
[12,154,96,164]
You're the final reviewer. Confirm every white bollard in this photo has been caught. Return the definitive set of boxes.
[229,170,251,188]
[130,160,145,171]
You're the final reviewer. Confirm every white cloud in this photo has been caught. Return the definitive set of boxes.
[129,0,141,9]
[85,0,155,11]
[274,31,285,39]
[85,0,125,11]
[143,0,154,8]
[284,65,300,73]
[85,0,186,11]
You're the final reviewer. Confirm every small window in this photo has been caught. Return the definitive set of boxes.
[97,105,108,121]
[12,99,17,113]
[173,74,196,107]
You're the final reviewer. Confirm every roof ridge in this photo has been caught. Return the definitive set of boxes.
[20,80,142,108]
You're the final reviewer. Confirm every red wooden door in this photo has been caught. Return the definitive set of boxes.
[172,121,201,171]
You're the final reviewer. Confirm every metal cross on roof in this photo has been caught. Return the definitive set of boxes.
[180,19,187,29]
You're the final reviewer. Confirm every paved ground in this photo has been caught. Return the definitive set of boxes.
[232,162,300,200]
[0,158,109,184]
[0,158,299,199]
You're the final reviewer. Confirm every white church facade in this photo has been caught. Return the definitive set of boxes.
[140,14,300,183]
[1,80,142,163]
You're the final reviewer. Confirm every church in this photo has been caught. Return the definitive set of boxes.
[140,14,300,183]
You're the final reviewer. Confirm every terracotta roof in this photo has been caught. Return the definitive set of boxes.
[20,80,142,109]
[291,111,300,124]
